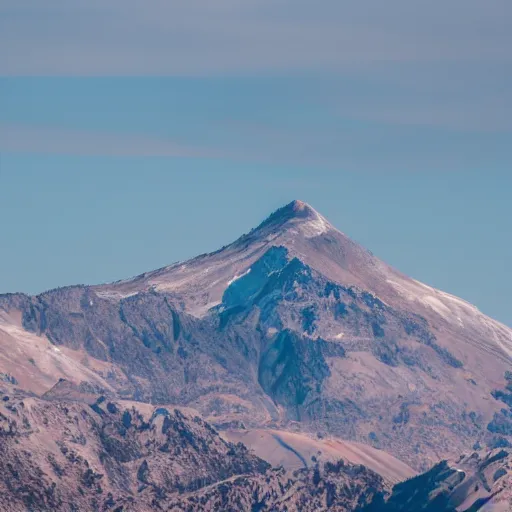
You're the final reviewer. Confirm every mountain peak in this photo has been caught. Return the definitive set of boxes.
[254,200,331,237]
[288,199,314,213]
[284,199,316,217]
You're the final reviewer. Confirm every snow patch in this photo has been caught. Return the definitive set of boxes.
[421,295,453,319]
[388,279,453,320]
[411,279,478,314]
[389,277,512,361]
[436,289,478,311]
[95,290,139,300]
[227,268,251,286]
[300,211,331,238]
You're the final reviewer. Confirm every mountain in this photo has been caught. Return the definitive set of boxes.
[1,380,510,511]
[0,200,511,474]
[367,448,512,512]
[222,428,415,483]
[167,447,512,512]
[0,383,269,511]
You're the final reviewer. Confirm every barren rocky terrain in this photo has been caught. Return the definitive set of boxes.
[1,381,511,511]
[1,200,511,510]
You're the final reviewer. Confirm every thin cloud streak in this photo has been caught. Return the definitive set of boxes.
[0,120,509,173]
[1,0,511,75]
[0,124,226,159]
[2,1,510,137]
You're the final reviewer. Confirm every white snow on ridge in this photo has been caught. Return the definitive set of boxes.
[227,268,251,286]
[388,278,466,321]
[422,295,453,319]
[300,211,331,238]
[95,290,140,300]
[388,277,512,360]
[412,279,478,311]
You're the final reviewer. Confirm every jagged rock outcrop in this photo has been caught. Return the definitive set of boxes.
[364,449,512,511]
[0,387,269,511]
[0,200,511,471]
[1,379,511,511]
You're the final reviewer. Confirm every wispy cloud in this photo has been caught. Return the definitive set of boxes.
[1,0,511,75]
[327,63,512,132]
[0,124,224,158]
[1,1,510,137]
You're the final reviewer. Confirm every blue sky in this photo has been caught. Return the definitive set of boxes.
[0,1,511,326]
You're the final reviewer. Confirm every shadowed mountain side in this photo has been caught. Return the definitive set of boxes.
[0,387,269,511]
[0,200,511,471]
[0,380,511,510]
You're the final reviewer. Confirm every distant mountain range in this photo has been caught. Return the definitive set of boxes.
[1,200,511,510]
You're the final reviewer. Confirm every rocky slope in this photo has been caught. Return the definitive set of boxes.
[0,200,511,472]
[165,461,387,512]
[0,382,270,511]
[222,429,415,483]
[0,381,394,511]
[368,448,512,512]
[1,379,511,511]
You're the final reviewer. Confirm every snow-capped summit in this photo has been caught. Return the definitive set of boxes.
[92,201,511,361]
[256,200,325,227]
[253,200,333,239]
[1,199,512,472]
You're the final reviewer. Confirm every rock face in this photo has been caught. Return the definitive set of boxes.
[365,448,512,512]
[162,447,512,512]
[1,382,510,511]
[0,386,270,511]
[0,200,511,472]
[166,461,387,512]
[0,384,390,511]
